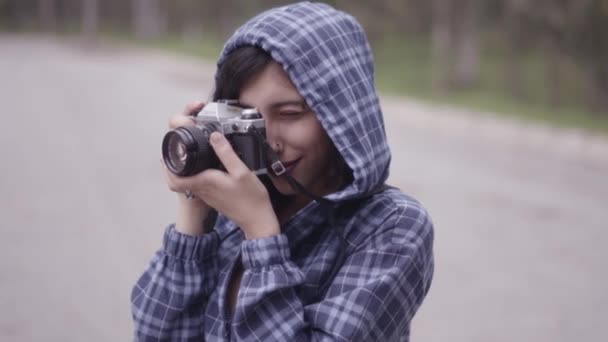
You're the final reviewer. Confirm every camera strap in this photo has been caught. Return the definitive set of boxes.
[249,125,394,205]
[249,126,398,301]
[249,126,335,206]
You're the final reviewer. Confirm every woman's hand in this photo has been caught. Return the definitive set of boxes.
[165,131,280,240]
[163,101,211,236]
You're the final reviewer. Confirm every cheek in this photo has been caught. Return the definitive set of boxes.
[281,119,329,155]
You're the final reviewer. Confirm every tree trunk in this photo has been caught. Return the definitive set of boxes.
[543,40,564,108]
[81,0,99,44]
[452,0,480,89]
[503,0,528,101]
[38,0,56,32]
[431,0,453,93]
[590,66,608,114]
[132,0,167,40]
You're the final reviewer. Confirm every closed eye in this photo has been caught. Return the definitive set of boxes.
[280,111,305,117]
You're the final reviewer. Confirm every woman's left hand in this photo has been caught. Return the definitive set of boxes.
[165,132,280,240]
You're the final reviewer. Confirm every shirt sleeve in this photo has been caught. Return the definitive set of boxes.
[130,224,221,341]
[232,209,434,342]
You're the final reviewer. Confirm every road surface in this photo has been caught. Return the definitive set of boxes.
[1,34,607,341]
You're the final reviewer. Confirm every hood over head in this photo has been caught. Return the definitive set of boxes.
[216,2,391,200]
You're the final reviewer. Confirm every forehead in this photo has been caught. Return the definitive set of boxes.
[239,61,304,105]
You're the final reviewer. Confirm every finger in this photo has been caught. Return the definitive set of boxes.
[168,115,195,129]
[209,132,248,176]
[170,169,231,206]
[168,101,205,129]
[194,169,230,193]
[161,159,195,193]
[167,171,200,194]
[161,161,185,193]
[183,101,205,116]
[191,170,233,207]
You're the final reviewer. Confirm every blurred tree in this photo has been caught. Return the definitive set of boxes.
[575,0,608,111]
[431,0,480,92]
[431,0,452,92]
[81,0,98,43]
[37,0,56,31]
[132,0,166,40]
[502,0,530,101]
[170,0,204,40]
[452,0,480,88]
[500,0,607,111]
[1,0,605,114]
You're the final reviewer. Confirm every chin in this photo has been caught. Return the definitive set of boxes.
[272,178,296,195]
[268,174,298,195]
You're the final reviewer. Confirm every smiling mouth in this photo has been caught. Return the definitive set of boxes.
[281,158,302,173]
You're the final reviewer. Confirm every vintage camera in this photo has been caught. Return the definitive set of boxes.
[162,100,268,177]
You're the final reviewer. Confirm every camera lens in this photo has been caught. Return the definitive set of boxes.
[166,134,188,171]
[161,124,219,176]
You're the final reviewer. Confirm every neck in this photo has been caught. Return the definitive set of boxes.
[275,194,312,225]
[266,162,349,226]
[274,175,342,225]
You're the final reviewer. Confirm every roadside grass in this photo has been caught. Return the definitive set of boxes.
[93,29,224,60]
[372,35,608,134]
[97,31,608,135]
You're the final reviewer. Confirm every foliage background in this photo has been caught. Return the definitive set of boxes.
[2,0,607,131]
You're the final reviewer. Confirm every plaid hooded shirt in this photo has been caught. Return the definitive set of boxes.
[131,2,434,341]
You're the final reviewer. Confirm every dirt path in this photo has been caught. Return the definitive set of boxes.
[1,34,606,341]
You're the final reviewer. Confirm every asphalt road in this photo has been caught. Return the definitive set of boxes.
[1,34,607,341]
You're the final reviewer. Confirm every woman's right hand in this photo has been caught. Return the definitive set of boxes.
[163,101,212,236]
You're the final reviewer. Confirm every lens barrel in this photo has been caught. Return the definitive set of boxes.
[161,124,219,176]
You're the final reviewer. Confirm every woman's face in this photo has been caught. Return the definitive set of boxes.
[239,61,337,197]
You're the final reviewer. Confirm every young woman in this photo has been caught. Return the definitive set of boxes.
[131,2,434,341]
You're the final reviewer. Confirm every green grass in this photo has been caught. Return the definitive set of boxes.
[92,29,224,60]
[84,30,608,135]
[372,35,608,134]
[145,34,224,61]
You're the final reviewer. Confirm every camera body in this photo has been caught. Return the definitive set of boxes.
[162,100,268,176]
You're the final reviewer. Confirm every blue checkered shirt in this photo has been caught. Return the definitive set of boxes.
[131,2,434,341]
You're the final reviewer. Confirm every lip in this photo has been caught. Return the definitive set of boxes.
[281,157,302,173]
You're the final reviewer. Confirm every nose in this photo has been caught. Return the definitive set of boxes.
[265,119,283,154]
